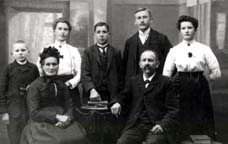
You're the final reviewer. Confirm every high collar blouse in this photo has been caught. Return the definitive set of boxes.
[163,40,221,80]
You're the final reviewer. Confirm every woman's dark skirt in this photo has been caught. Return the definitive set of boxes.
[20,121,90,144]
[176,72,215,140]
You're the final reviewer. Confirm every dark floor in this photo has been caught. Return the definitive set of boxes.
[0,118,10,144]
[212,92,228,144]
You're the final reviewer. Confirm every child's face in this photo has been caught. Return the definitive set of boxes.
[42,57,59,76]
[12,43,29,63]
[94,25,109,45]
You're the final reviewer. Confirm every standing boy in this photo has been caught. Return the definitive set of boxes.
[81,22,122,105]
[0,40,39,144]
[81,22,122,144]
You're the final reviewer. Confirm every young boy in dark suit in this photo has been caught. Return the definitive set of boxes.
[81,22,123,144]
[0,40,39,144]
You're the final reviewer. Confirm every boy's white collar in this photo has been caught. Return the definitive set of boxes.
[16,60,27,65]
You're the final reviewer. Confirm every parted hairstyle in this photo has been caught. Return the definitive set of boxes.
[177,15,198,31]
[39,46,61,65]
[53,17,72,32]
[134,8,152,18]
[94,22,110,32]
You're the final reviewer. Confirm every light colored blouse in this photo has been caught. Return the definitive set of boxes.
[37,41,81,88]
[163,40,221,80]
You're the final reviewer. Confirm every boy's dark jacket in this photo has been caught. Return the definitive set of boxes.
[81,44,123,102]
[0,61,39,114]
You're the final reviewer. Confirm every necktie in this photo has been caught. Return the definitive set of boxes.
[144,79,150,88]
[99,47,107,56]
[101,48,106,56]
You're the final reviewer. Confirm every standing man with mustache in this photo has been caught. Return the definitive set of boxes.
[123,8,172,84]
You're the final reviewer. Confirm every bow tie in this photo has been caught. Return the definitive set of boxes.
[144,80,151,84]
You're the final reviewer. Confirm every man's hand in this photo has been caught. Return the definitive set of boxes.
[150,124,163,134]
[1,113,9,124]
[65,81,73,89]
[111,103,121,116]
[90,88,101,101]
[55,121,66,128]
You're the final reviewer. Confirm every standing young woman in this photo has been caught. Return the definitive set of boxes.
[21,47,89,144]
[163,15,221,142]
[37,18,82,110]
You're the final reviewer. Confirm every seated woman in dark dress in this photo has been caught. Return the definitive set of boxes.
[20,47,89,144]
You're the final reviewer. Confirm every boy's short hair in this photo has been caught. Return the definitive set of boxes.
[53,17,72,32]
[94,22,110,32]
[14,40,28,49]
[15,40,26,44]
[134,8,152,18]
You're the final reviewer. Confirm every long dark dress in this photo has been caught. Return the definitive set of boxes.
[176,72,215,140]
[20,76,89,144]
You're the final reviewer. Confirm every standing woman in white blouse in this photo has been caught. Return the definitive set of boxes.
[37,18,82,113]
[163,15,221,142]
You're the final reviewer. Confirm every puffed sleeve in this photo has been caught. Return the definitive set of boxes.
[163,48,176,77]
[66,47,81,88]
[204,47,221,80]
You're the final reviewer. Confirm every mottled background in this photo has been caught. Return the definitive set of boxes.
[0,0,227,143]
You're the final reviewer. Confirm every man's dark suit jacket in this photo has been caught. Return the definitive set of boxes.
[81,44,122,102]
[123,28,172,82]
[113,73,179,134]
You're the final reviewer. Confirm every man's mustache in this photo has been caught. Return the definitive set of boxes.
[143,65,151,70]
[140,23,146,26]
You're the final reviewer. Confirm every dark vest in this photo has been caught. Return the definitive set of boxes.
[138,85,154,125]
[98,48,109,99]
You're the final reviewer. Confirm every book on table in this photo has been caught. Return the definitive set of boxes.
[87,100,108,108]
[190,135,211,144]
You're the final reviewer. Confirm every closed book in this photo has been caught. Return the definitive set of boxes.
[87,101,108,108]
[87,101,108,105]
[190,135,211,144]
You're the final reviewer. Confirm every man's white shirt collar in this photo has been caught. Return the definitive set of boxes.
[16,60,28,65]
[143,73,155,82]
[138,28,150,44]
[139,28,151,36]
[143,73,155,88]
[97,43,108,53]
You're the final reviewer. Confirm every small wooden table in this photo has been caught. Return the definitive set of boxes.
[80,105,113,144]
